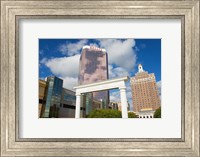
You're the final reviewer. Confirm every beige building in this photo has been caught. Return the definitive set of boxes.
[130,64,160,112]
[39,80,47,117]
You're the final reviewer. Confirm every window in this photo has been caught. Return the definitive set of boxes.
[64,94,76,101]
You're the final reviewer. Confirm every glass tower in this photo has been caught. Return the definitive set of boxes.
[43,76,63,118]
[78,46,109,115]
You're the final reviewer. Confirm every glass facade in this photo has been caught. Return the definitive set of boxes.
[83,93,93,115]
[63,94,76,102]
[78,46,109,115]
[59,88,76,118]
[43,76,63,118]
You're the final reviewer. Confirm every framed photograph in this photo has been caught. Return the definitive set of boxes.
[38,38,161,119]
[1,0,199,156]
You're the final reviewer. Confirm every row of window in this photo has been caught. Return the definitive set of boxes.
[139,116,153,118]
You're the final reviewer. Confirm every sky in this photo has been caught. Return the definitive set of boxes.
[39,39,161,111]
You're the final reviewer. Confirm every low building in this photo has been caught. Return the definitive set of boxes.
[118,102,130,111]
[92,99,102,110]
[39,76,85,118]
[109,102,119,110]
[137,108,155,118]
[109,101,130,111]
[59,88,76,118]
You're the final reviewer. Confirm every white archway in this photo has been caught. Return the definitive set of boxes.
[74,76,129,118]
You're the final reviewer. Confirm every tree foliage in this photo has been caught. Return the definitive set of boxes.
[154,107,161,118]
[128,112,138,118]
[87,109,138,118]
[87,109,122,118]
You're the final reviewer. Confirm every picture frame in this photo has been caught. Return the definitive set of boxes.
[1,0,199,156]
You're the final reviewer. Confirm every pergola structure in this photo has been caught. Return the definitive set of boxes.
[73,76,129,118]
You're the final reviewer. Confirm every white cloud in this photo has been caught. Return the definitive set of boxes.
[126,85,133,100]
[40,57,48,64]
[43,54,80,78]
[108,65,129,79]
[62,76,78,91]
[58,40,88,56]
[89,43,99,48]
[98,39,137,71]
[109,90,120,102]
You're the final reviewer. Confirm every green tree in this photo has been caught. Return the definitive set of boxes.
[87,109,122,118]
[128,112,138,118]
[87,109,138,118]
[154,107,161,118]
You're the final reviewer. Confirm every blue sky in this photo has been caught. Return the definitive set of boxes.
[39,39,161,110]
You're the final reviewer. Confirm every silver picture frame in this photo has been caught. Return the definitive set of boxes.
[1,0,199,156]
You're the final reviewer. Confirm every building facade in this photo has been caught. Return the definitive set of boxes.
[39,76,82,118]
[39,80,47,117]
[137,108,155,118]
[108,102,119,110]
[130,64,161,112]
[43,76,63,118]
[59,88,76,118]
[109,101,130,111]
[78,45,109,115]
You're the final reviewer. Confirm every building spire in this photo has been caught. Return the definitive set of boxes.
[138,64,144,72]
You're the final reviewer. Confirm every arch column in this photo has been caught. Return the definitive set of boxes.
[119,87,128,118]
[75,94,81,118]
[74,76,129,119]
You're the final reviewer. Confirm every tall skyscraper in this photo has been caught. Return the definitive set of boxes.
[130,64,160,112]
[43,76,63,118]
[78,45,109,114]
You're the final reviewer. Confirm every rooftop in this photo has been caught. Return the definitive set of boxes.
[82,45,106,53]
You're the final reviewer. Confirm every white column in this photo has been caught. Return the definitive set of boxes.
[119,87,128,118]
[75,94,81,118]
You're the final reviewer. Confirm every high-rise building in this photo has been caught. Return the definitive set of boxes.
[43,76,63,118]
[78,45,109,114]
[130,64,160,112]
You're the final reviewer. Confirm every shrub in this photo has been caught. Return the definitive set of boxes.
[128,112,138,118]
[154,107,161,118]
[87,109,122,118]
[87,109,138,118]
